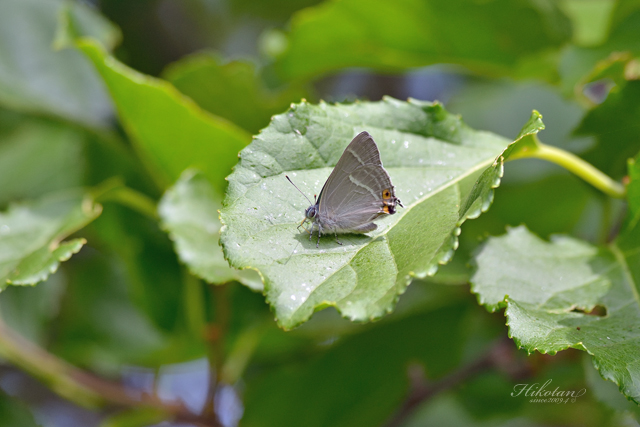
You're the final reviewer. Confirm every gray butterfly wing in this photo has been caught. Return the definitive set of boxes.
[318,132,394,230]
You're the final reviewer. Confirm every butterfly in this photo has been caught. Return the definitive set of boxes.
[287,131,403,247]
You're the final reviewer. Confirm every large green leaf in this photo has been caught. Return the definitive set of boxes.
[268,0,571,82]
[471,220,640,403]
[62,30,251,192]
[159,169,262,289]
[0,192,101,291]
[220,98,544,329]
[0,0,117,128]
[163,53,308,134]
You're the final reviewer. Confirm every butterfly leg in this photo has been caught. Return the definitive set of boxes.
[316,225,323,248]
[334,232,343,245]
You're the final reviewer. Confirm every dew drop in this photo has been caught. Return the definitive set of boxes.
[291,295,297,301]
[403,141,409,148]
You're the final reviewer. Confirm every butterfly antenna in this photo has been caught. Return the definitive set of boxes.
[285,175,313,205]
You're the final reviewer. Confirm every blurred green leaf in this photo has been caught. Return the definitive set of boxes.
[0,272,65,344]
[0,391,41,427]
[626,154,640,223]
[575,80,640,179]
[66,34,251,192]
[471,220,640,403]
[270,0,571,82]
[0,0,117,128]
[559,0,615,47]
[159,169,262,289]
[229,0,322,21]
[220,99,546,329]
[0,116,85,206]
[83,201,185,333]
[52,248,166,374]
[164,53,308,134]
[559,2,640,96]
[243,302,470,427]
[0,192,101,291]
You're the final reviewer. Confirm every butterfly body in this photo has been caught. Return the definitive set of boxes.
[297,131,402,247]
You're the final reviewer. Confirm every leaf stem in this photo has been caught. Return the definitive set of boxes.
[510,141,626,199]
[92,178,159,220]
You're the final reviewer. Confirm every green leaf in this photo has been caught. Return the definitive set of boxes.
[243,302,470,427]
[471,221,640,403]
[220,98,543,329]
[0,0,117,128]
[67,35,251,192]
[0,391,41,427]
[575,80,640,179]
[163,53,308,134]
[159,169,262,289]
[51,245,167,373]
[559,4,640,96]
[559,0,615,47]
[627,153,640,224]
[583,354,640,415]
[0,192,101,291]
[0,116,85,206]
[270,0,571,81]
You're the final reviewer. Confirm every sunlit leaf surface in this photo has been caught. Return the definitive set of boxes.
[220,98,542,329]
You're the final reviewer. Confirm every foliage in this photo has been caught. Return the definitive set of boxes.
[0,0,639,426]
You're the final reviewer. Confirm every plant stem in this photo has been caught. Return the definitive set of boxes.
[103,186,159,220]
[0,314,220,426]
[92,178,159,220]
[510,141,626,199]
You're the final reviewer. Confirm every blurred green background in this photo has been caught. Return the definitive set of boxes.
[0,0,639,426]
